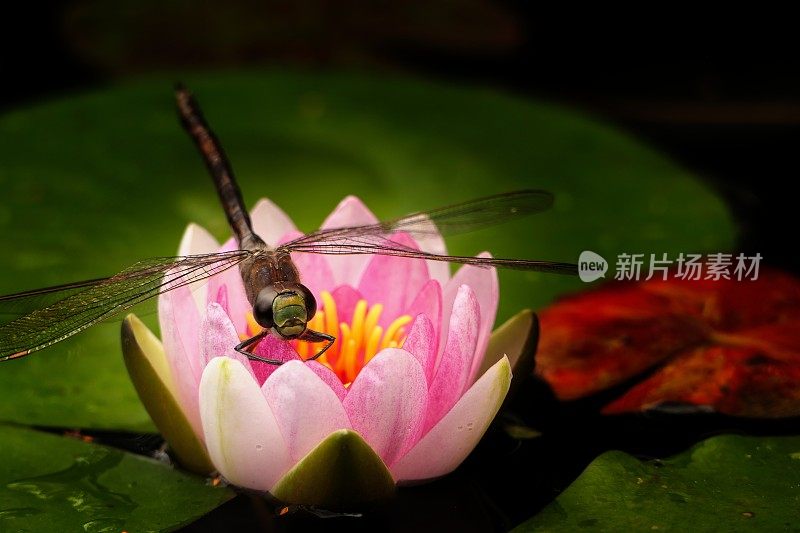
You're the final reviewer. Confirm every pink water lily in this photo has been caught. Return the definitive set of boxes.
[122,196,534,506]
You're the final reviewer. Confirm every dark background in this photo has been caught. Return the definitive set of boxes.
[2,3,797,530]
[2,3,796,274]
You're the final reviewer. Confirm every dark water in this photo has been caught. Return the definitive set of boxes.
[47,375,800,532]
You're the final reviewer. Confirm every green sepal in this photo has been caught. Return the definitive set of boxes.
[121,314,214,475]
[271,429,396,508]
[479,309,539,398]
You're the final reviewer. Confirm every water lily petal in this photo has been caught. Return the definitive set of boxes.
[178,222,220,256]
[262,361,351,462]
[250,198,298,247]
[251,335,302,385]
[199,302,256,379]
[392,357,511,482]
[442,253,499,385]
[412,214,450,287]
[344,348,428,466]
[218,236,237,250]
[424,285,480,433]
[271,429,395,507]
[122,315,213,474]
[306,360,348,401]
[158,283,203,437]
[403,314,437,385]
[199,357,291,490]
[207,237,250,335]
[178,223,220,312]
[212,283,230,317]
[358,233,430,328]
[404,278,442,356]
[320,196,379,286]
[330,285,363,325]
[278,230,336,303]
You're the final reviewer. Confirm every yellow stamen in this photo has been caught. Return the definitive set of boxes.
[351,300,368,350]
[310,309,324,332]
[336,323,352,374]
[285,291,411,382]
[365,326,383,363]
[296,336,308,359]
[396,327,407,342]
[320,291,339,358]
[309,310,325,357]
[344,338,358,383]
[363,303,383,345]
[381,315,412,350]
[246,313,263,337]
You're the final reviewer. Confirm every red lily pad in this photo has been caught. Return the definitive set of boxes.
[536,269,800,417]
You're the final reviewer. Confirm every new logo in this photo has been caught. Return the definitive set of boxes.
[579,251,608,282]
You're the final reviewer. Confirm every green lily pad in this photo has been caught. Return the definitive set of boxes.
[0,424,233,532]
[0,72,734,430]
[272,429,395,508]
[515,434,800,531]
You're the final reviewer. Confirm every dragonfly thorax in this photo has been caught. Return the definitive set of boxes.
[253,284,317,339]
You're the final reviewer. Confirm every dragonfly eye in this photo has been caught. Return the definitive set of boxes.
[297,284,317,319]
[253,287,279,328]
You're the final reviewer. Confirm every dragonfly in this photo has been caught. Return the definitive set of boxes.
[0,84,578,364]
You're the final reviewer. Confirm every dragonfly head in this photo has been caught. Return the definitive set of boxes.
[253,284,317,339]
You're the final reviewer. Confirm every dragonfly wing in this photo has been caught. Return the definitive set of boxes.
[278,189,576,274]
[285,190,554,246]
[390,189,553,237]
[0,250,252,361]
[0,278,109,324]
[281,235,578,275]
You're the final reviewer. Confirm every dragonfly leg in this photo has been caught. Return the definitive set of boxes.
[235,330,284,365]
[300,329,336,361]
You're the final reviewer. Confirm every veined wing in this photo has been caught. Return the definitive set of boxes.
[0,250,253,361]
[278,190,577,275]
[0,278,109,320]
[285,190,554,245]
[282,234,577,274]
